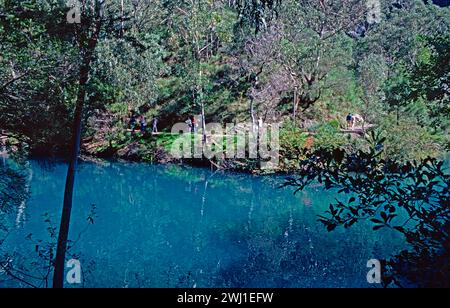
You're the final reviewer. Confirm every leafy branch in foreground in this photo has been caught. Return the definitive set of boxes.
[281,138,450,287]
[0,163,28,214]
[0,205,98,288]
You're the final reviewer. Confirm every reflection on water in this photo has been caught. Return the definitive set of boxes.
[1,159,406,287]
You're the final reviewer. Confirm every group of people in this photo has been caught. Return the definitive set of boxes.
[127,111,362,135]
[185,115,199,133]
[128,110,158,134]
[127,111,200,135]
[346,113,364,129]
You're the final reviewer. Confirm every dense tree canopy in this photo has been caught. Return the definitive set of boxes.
[1,0,448,161]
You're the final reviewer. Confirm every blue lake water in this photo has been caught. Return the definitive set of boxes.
[1,159,406,288]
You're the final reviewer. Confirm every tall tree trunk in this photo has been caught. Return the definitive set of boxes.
[250,98,256,134]
[201,100,206,145]
[52,58,91,288]
[53,10,103,288]
[120,0,124,37]
[292,87,298,124]
[198,67,206,145]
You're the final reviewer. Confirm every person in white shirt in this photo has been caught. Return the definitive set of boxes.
[351,114,364,129]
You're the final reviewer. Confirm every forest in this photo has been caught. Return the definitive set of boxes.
[0,0,449,289]
[0,0,448,164]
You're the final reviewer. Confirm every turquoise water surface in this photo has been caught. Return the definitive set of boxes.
[1,159,405,287]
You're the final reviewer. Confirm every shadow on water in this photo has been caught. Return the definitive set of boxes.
[1,159,407,287]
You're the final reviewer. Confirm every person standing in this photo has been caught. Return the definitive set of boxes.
[191,115,197,133]
[152,117,159,134]
[186,117,192,133]
[140,115,147,134]
[129,110,137,133]
[346,113,353,129]
[257,117,263,135]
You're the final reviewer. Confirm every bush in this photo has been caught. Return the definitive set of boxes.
[312,121,345,151]
[380,116,445,161]
[279,120,309,169]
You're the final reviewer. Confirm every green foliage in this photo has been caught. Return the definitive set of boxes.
[382,34,449,131]
[278,0,358,110]
[279,119,308,167]
[312,122,345,152]
[0,1,77,153]
[94,35,164,110]
[409,35,450,130]
[0,0,448,162]
[155,133,183,152]
[233,0,281,33]
[282,145,450,287]
[0,0,449,288]
[0,161,28,216]
[379,115,445,161]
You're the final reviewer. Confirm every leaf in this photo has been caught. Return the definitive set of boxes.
[393,226,405,233]
[350,207,358,215]
[387,214,397,222]
[346,218,357,228]
[326,223,337,232]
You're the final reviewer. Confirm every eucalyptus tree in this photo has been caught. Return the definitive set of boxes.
[1,4,160,285]
[53,0,164,288]
[360,0,449,69]
[358,0,449,123]
[232,0,281,32]
[93,0,166,114]
[154,0,239,139]
[357,53,388,128]
[277,0,367,121]
[0,1,79,154]
[241,26,289,127]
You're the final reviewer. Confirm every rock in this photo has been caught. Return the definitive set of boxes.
[154,147,175,164]
[116,142,141,161]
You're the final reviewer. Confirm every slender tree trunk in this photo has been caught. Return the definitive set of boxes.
[250,98,256,134]
[120,0,124,37]
[53,9,103,287]
[52,60,89,288]
[198,66,206,145]
[292,87,298,123]
[201,100,206,145]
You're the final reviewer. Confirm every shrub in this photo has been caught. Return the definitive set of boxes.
[380,116,445,161]
[279,120,309,169]
[312,122,345,151]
